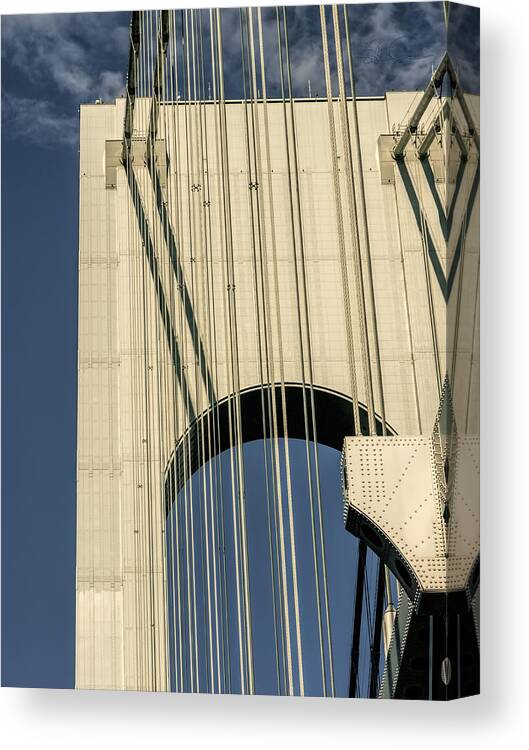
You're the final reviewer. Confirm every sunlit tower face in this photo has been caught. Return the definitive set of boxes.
[76,4,479,699]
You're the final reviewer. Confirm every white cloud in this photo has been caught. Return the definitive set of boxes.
[3,94,78,147]
[2,12,128,100]
[215,4,444,101]
[2,12,129,147]
[349,2,444,94]
[99,70,126,101]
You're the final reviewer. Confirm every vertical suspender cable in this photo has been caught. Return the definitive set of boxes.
[282,6,336,696]
[215,8,255,693]
[239,7,283,696]
[256,6,293,696]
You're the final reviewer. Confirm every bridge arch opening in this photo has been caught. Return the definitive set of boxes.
[164,382,387,506]
[163,383,398,697]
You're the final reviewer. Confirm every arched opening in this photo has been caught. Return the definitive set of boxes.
[163,383,479,699]
[164,383,386,505]
[163,383,396,697]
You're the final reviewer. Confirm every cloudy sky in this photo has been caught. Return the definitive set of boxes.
[2,11,130,146]
[1,2,479,690]
[1,3,479,149]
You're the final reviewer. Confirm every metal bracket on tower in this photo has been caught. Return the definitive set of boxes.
[342,419,479,615]
[105,139,167,189]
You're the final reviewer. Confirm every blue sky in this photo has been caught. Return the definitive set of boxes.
[166,438,375,697]
[1,3,479,691]
[0,4,479,149]
[1,10,130,689]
